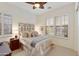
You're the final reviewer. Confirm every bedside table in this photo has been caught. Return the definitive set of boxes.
[10,38,21,51]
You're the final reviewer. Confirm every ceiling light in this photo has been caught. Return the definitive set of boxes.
[34,3,40,8]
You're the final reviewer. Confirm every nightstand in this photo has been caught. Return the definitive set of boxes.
[10,38,22,51]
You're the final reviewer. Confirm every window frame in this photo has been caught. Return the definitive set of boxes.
[45,15,69,39]
[0,13,12,37]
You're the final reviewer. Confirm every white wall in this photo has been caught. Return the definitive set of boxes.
[77,9,79,55]
[74,2,78,54]
[0,3,36,42]
[76,2,79,55]
[36,3,76,51]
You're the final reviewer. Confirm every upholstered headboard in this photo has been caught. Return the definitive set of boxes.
[21,31,38,38]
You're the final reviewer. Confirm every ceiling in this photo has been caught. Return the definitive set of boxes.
[9,2,73,15]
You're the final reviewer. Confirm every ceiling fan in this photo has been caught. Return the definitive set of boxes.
[26,2,47,9]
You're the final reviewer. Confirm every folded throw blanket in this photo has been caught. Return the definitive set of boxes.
[31,35,48,48]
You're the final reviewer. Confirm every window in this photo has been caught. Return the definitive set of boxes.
[41,15,69,38]
[3,14,12,34]
[0,13,12,36]
[55,16,62,36]
[55,15,68,37]
[46,18,55,35]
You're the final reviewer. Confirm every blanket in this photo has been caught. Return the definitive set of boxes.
[31,35,48,47]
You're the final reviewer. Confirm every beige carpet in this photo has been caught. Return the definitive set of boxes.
[46,45,77,56]
[12,45,77,56]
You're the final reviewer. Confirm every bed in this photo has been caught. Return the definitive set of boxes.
[20,35,53,56]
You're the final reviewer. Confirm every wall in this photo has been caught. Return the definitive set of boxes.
[77,8,79,55]
[76,2,79,55]
[36,3,76,51]
[0,3,36,42]
[74,2,78,54]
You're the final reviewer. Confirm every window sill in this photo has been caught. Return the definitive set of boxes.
[0,34,12,38]
[55,36,68,40]
[48,34,68,40]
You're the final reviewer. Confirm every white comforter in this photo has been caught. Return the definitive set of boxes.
[20,35,52,55]
[21,35,48,46]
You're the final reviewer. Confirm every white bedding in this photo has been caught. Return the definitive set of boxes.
[21,35,48,46]
[20,35,52,55]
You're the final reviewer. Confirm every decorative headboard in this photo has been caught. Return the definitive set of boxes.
[19,23,38,38]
